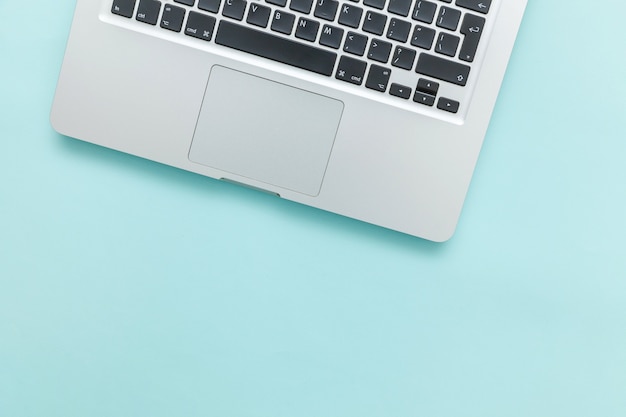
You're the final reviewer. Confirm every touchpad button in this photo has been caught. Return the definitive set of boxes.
[189,66,344,197]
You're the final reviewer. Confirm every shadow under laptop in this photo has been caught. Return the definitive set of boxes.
[56,133,447,255]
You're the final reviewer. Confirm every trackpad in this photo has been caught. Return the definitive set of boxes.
[189,66,344,196]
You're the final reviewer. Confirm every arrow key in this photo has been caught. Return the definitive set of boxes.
[390,83,412,99]
[437,97,460,113]
[413,92,435,106]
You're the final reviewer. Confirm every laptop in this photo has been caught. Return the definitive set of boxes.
[51,0,527,241]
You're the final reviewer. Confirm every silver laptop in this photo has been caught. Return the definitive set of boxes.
[51,0,527,241]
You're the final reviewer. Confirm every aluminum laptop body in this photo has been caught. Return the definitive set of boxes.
[51,0,527,241]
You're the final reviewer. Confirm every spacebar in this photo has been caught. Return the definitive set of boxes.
[215,21,337,76]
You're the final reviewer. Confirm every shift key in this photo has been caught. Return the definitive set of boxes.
[415,53,470,86]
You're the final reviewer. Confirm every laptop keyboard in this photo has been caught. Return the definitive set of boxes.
[110,0,494,116]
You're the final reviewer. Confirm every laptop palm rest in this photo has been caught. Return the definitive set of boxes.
[189,66,344,197]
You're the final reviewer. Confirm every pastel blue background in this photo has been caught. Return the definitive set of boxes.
[1,1,625,416]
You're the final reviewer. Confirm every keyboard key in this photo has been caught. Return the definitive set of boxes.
[343,32,368,56]
[367,39,392,63]
[365,65,392,92]
[363,0,386,10]
[319,25,344,49]
[413,91,435,106]
[160,4,186,32]
[391,46,416,70]
[112,0,136,18]
[387,0,412,17]
[198,0,221,13]
[386,18,411,42]
[267,0,287,5]
[136,0,161,25]
[416,78,439,95]
[389,83,412,99]
[174,0,194,5]
[459,13,485,62]
[415,53,470,86]
[362,11,387,36]
[295,18,319,41]
[271,10,296,34]
[410,25,435,49]
[338,4,363,29]
[314,0,339,21]
[185,10,217,40]
[436,6,461,31]
[290,0,314,14]
[215,21,337,76]
[455,0,491,14]
[412,0,437,24]
[222,0,247,20]
[335,56,367,85]
[435,32,460,57]
[437,97,460,113]
[247,3,272,27]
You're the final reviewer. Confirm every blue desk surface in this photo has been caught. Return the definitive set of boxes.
[1,1,625,416]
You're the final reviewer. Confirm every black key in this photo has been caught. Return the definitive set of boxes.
[436,6,461,31]
[413,91,435,106]
[386,18,411,42]
[136,0,161,25]
[271,10,296,34]
[437,97,460,113]
[387,0,412,17]
[363,0,386,10]
[367,39,392,63]
[295,18,319,41]
[415,53,470,86]
[247,3,272,27]
[267,0,287,5]
[112,0,136,18]
[435,32,460,57]
[319,25,344,49]
[417,78,439,95]
[314,0,339,21]
[336,56,367,85]
[185,11,217,40]
[175,0,194,5]
[343,32,368,56]
[362,11,387,36]
[459,13,485,62]
[215,21,337,76]
[391,46,416,70]
[160,4,186,32]
[290,0,314,14]
[412,0,436,24]
[223,0,247,20]
[410,25,435,49]
[365,65,392,92]
[198,0,221,13]
[338,4,363,28]
[390,83,411,99]
[456,0,491,14]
